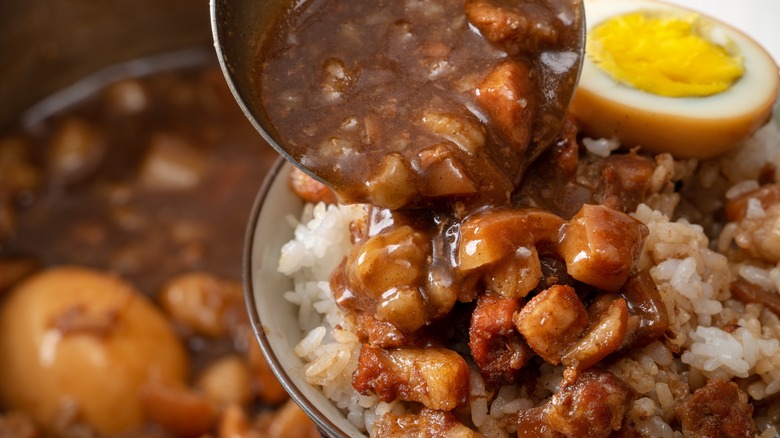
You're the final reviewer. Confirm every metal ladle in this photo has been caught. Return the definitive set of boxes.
[210,0,585,201]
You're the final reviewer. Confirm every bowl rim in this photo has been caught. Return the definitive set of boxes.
[242,157,348,438]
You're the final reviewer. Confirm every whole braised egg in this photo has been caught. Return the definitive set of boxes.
[0,267,189,435]
[571,0,779,158]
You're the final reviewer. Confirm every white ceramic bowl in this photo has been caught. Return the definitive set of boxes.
[243,159,362,438]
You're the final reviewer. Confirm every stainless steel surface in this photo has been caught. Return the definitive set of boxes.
[0,0,212,130]
[211,0,305,180]
[211,0,585,190]
[528,0,587,153]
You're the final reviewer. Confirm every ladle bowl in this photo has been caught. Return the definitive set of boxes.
[210,0,303,173]
[210,0,585,203]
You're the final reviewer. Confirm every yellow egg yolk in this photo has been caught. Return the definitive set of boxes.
[587,11,745,97]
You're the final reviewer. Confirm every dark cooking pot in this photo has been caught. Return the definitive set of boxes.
[0,0,211,130]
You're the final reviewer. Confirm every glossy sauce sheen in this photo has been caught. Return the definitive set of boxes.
[259,0,582,208]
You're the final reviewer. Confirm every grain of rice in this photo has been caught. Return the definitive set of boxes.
[305,350,343,382]
[477,418,502,438]
[721,121,780,184]
[655,382,674,415]
[471,397,488,428]
[749,380,769,400]
[631,397,656,419]
[639,354,659,375]
[726,180,761,200]
[582,136,619,157]
[469,369,489,427]
[758,374,780,400]
[718,222,738,252]
[746,197,767,219]
[536,363,564,394]
[641,341,674,367]
[347,410,365,430]
[332,327,359,344]
[650,154,676,192]
[295,326,326,357]
[490,386,521,417]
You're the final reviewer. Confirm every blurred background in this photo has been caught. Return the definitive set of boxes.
[0,1,323,437]
[0,0,213,130]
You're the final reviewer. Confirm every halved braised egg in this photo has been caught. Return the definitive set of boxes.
[571,0,779,159]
